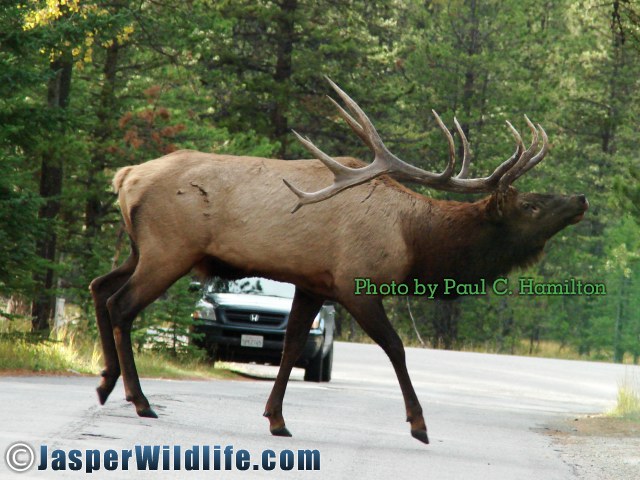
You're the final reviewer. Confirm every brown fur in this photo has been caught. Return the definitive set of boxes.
[90,149,587,443]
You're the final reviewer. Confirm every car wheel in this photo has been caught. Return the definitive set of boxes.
[304,343,324,382]
[320,343,333,382]
[205,342,218,364]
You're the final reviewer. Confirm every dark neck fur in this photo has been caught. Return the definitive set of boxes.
[402,196,543,286]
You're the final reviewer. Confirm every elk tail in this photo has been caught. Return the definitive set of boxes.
[112,166,134,194]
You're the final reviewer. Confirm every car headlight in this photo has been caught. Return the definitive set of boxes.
[193,299,217,324]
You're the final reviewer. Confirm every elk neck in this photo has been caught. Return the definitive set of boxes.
[402,195,544,289]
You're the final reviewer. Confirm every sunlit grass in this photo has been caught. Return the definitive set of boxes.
[0,337,96,373]
[0,320,235,380]
[609,375,640,421]
[135,354,237,380]
[0,324,100,374]
[511,340,585,360]
[394,334,592,361]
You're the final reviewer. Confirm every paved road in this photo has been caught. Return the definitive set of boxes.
[1,341,637,479]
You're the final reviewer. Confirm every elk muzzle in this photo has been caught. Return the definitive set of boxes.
[569,194,589,224]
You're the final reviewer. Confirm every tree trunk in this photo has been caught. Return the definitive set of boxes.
[86,41,119,241]
[271,0,297,159]
[601,0,627,155]
[31,54,73,332]
[432,299,460,349]
[83,41,121,289]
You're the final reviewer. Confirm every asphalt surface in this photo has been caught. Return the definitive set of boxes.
[1,341,637,479]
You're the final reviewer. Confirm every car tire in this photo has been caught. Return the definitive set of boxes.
[304,342,324,382]
[320,343,333,382]
[205,342,218,363]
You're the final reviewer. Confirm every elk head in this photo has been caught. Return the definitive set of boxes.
[485,189,588,250]
[284,78,588,252]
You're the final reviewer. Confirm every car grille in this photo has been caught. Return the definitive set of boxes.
[223,309,286,327]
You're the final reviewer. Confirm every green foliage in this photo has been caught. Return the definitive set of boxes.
[187,0,404,159]
[0,152,42,296]
[0,0,638,363]
[135,277,204,358]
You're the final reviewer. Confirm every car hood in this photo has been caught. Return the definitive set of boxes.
[206,293,293,313]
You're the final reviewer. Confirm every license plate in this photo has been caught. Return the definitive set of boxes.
[241,334,264,348]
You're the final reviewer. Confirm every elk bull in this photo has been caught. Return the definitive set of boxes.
[90,79,588,444]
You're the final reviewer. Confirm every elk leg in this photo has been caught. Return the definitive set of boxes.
[106,256,192,418]
[263,289,324,436]
[345,298,429,444]
[90,248,138,405]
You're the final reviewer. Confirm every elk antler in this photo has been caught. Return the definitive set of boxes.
[284,77,549,213]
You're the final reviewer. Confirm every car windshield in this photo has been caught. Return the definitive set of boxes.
[206,277,295,299]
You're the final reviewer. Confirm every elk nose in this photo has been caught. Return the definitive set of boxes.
[577,194,589,210]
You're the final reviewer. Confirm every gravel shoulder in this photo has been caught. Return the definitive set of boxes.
[547,416,640,480]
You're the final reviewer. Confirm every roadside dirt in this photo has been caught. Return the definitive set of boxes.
[545,415,640,479]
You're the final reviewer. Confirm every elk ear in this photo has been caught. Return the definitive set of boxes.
[486,192,504,222]
[486,188,516,222]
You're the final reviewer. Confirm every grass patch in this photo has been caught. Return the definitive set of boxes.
[134,353,237,380]
[609,375,640,421]
[0,339,98,374]
[0,328,100,374]
[0,322,235,381]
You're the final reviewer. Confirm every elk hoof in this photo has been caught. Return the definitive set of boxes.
[96,386,110,405]
[411,429,429,444]
[270,426,292,437]
[96,380,118,405]
[97,370,120,405]
[137,407,158,419]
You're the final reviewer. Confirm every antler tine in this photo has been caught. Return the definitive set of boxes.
[506,120,525,152]
[431,111,456,179]
[283,175,374,214]
[283,159,391,213]
[484,121,525,185]
[326,77,433,178]
[497,115,540,191]
[325,77,387,154]
[286,126,394,212]
[282,179,310,213]
[325,78,453,181]
[453,117,470,179]
[292,130,354,177]
[326,96,373,150]
[512,124,549,181]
